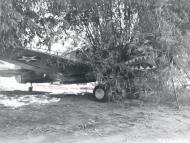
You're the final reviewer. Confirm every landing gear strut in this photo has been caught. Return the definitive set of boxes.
[93,84,108,101]
[28,83,33,92]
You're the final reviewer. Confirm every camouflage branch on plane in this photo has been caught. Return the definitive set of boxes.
[0,47,156,101]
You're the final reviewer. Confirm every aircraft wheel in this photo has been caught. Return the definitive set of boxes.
[28,86,33,92]
[93,84,107,101]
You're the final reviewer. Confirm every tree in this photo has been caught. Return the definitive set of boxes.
[1,0,190,101]
[155,0,190,99]
[0,0,160,100]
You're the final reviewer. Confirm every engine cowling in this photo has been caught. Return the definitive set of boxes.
[15,71,53,83]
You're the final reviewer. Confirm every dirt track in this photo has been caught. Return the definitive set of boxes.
[0,86,190,143]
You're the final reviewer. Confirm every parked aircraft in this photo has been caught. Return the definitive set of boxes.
[0,46,156,101]
[0,47,110,101]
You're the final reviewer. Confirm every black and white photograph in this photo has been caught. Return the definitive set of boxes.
[0,0,190,142]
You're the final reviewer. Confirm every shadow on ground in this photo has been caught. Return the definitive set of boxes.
[48,92,94,101]
[0,90,95,102]
[0,89,190,143]
[0,90,50,96]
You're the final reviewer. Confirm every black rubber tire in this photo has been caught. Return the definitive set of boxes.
[93,84,107,102]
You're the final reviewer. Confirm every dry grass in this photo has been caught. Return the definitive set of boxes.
[138,87,190,108]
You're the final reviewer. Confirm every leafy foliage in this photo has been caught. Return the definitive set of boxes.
[1,0,190,100]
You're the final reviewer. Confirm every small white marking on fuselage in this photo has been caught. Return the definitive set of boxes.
[17,56,39,62]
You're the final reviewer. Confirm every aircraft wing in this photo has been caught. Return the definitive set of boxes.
[0,47,92,75]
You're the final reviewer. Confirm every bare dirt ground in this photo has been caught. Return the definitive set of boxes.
[0,82,190,143]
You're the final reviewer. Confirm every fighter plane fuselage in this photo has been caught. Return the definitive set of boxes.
[0,47,96,84]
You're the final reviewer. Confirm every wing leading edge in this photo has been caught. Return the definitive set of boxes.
[0,47,96,84]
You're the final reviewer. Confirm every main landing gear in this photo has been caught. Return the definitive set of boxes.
[28,83,33,92]
[93,84,140,101]
[93,84,108,102]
